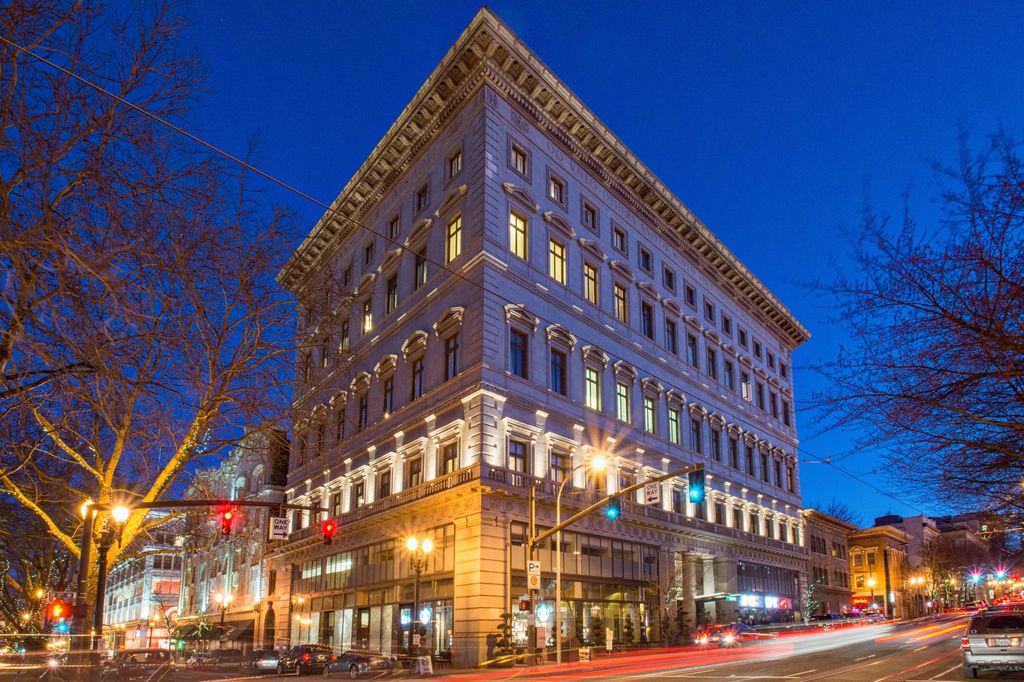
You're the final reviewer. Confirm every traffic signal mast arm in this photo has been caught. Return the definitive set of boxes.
[82,499,329,513]
[529,462,704,549]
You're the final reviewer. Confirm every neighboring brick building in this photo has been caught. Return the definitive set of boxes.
[849,525,910,618]
[802,509,854,615]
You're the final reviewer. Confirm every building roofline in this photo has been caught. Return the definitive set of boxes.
[279,7,810,348]
[802,508,858,532]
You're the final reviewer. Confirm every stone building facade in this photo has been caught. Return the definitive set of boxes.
[269,8,810,666]
[848,525,910,619]
[175,429,289,651]
[802,509,854,615]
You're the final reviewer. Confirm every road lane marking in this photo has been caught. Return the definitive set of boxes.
[790,670,816,676]
[912,645,927,652]
[854,654,876,661]
[930,663,962,679]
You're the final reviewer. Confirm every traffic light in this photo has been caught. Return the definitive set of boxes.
[47,600,67,620]
[322,520,337,545]
[605,497,621,520]
[687,468,706,504]
[219,506,235,535]
[518,599,531,612]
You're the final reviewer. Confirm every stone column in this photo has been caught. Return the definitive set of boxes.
[714,557,738,622]
[676,551,696,638]
[452,500,507,669]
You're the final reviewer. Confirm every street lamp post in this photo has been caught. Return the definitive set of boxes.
[555,456,606,665]
[214,593,233,648]
[867,578,877,614]
[405,536,433,654]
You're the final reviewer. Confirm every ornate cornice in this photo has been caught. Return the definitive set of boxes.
[279,8,809,348]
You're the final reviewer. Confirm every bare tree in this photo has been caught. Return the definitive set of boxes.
[0,0,298,612]
[808,498,863,527]
[810,130,1024,515]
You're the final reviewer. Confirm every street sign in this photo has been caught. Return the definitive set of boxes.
[644,481,661,505]
[527,560,541,590]
[268,516,289,540]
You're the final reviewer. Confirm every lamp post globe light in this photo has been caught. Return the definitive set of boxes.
[214,592,233,647]
[554,456,606,665]
[867,577,877,613]
[405,536,433,653]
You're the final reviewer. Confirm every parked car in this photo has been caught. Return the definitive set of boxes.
[962,610,1024,678]
[276,645,333,675]
[322,651,395,678]
[242,650,281,674]
[206,649,245,666]
[101,649,174,682]
[696,623,773,648]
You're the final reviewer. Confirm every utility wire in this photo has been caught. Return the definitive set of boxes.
[2,34,929,519]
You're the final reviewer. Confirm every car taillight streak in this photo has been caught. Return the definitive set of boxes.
[961,636,971,650]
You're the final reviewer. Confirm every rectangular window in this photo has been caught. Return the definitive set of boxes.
[335,407,346,444]
[364,241,374,265]
[783,400,791,426]
[787,466,794,493]
[774,459,783,488]
[352,481,365,510]
[444,334,459,381]
[440,443,459,475]
[446,215,462,263]
[760,452,770,482]
[704,298,715,322]
[614,284,628,323]
[509,211,528,260]
[770,392,779,419]
[640,301,654,339]
[706,347,718,380]
[330,492,342,518]
[749,512,759,535]
[754,340,763,359]
[584,367,601,410]
[377,469,391,499]
[690,418,702,454]
[583,262,599,304]
[362,299,373,333]
[612,226,627,254]
[510,329,528,379]
[411,358,424,400]
[767,351,776,370]
[416,184,429,211]
[582,201,597,231]
[548,175,565,204]
[448,149,462,179]
[340,320,350,352]
[746,442,755,475]
[643,396,656,433]
[511,144,528,176]
[756,381,766,410]
[665,319,678,355]
[667,408,680,444]
[663,267,676,291]
[509,439,528,473]
[715,502,726,525]
[672,489,686,514]
[548,239,567,284]
[729,437,739,469]
[780,362,788,379]
[358,395,368,431]
[724,360,735,391]
[406,457,423,488]
[550,349,567,395]
[616,382,631,423]
[388,215,400,239]
[686,334,698,368]
[382,377,394,416]
[741,372,752,401]
[710,429,722,461]
[638,247,652,273]
[414,249,427,289]
[738,327,748,348]
[722,314,732,336]
[549,451,570,483]
[386,275,398,314]
[684,284,696,308]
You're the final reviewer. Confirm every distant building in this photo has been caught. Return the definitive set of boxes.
[848,526,910,619]
[802,509,854,615]
[102,514,181,650]
[872,514,939,568]
[175,429,289,651]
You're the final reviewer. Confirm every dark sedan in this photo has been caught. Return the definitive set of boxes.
[276,645,333,675]
[322,651,395,678]
[100,649,174,682]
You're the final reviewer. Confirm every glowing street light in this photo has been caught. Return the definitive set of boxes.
[406,536,433,652]
[111,506,131,524]
[867,578,877,611]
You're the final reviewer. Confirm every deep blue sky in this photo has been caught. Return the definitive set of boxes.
[183,1,1024,524]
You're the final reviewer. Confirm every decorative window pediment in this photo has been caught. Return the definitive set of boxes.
[641,377,663,396]
[665,388,687,408]
[310,403,328,421]
[687,402,708,419]
[436,183,469,217]
[355,272,376,296]
[755,366,769,379]
[504,303,539,331]
[684,314,702,330]
[637,281,660,301]
[433,306,465,337]
[581,344,609,367]
[768,376,782,388]
[609,259,635,283]
[578,237,608,262]
[545,324,577,350]
[721,343,738,357]
[738,354,754,368]
[502,182,540,212]
[661,298,682,318]
[542,210,575,239]
[743,432,759,446]
[330,391,348,409]
[405,217,433,247]
[708,412,726,429]
[374,354,399,379]
[379,248,403,274]
[703,328,721,345]
[772,446,786,460]
[758,439,771,454]
[613,360,637,383]
[503,418,541,443]
[350,371,372,395]
[401,330,429,358]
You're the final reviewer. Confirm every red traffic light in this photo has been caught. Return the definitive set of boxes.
[47,600,69,621]
[322,520,337,544]
[219,506,236,535]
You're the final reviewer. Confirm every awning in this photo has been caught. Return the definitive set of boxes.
[222,619,255,642]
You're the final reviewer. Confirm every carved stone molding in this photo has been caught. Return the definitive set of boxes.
[578,237,607,262]
[661,298,682,318]
[542,210,575,239]
[545,324,577,350]
[433,306,465,337]
[581,345,609,367]
[350,371,371,395]
[401,330,429,358]
[436,183,469,217]
[613,360,637,383]
[502,182,539,212]
[637,281,660,301]
[374,354,399,378]
[609,260,635,283]
[504,303,539,331]
[406,217,433,247]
